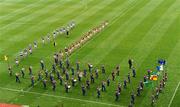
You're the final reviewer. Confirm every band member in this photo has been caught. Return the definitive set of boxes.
[124,80,127,88]
[53,41,56,47]
[102,81,106,92]
[137,86,141,96]
[115,90,120,101]
[128,73,131,83]
[47,35,50,42]
[140,81,144,90]
[128,59,133,69]
[34,41,38,48]
[64,82,69,93]
[132,67,136,77]
[81,84,86,96]
[42,37,45,44]
[86,79,90,89]
[40,60,45,70]
[45,69,48,78]
[95,69,99,79]
[151,94,155,106]
[131,92,135,104]
[59,75,63,85]
[66,57,70,69]
[52,63,56,73]
[101,65,105,74]
[107,78,110,86]
[83,69,87,77]
[38,71,42,81]
[112,71,115,81]
[15,58,19,66]
[117,83,122,93]
[155,87,159,99]
[71,78,76,87]
[71,67,75,75]
[90,73,95,83]
[31,76,35,87]
[8,66,12,76]
[59,59,63,69]
[21,67,25,78]
[65,71,69,81]
[15,73,20,83]
[43,79,47,89]
[29,66,33,75]
[52,80,56,91]
[50,73,54,82]
[54,54,58,65]
[88,63,93,72]
[97,87,101,98]
[144,75,147,82]
[78,72,82,82]
[116,65,120,76]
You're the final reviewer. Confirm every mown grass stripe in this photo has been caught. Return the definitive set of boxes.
[0,1,68,31]
[0,0,113,56]
[79,0,155,64]
[0,1,58,23]
[0,0,43,19]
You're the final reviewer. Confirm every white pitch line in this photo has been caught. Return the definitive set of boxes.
[168,81,180,107]
[26,80,42,92]
[0,87,125,107]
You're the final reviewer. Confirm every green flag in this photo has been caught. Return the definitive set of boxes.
[144,80,154,88]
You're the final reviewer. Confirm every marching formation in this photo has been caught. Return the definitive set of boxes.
[5,20,168,106]
[9,55,168,107]
[11,58,137,100]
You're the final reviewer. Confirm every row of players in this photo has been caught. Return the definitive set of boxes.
[52,20,109,62]
[15,21,76,65]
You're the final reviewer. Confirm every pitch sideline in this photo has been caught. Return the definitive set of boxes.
[168,81,180,107]
[0,86,125,107]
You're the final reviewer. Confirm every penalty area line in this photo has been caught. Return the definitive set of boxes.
[0,86,124,107]
[168,81,180,107]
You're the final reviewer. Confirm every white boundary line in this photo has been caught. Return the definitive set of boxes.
[168,81,180,107]
[0,87,124,107]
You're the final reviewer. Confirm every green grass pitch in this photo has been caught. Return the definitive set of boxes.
[0,0,180,107]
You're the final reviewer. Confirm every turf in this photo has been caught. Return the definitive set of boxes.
[0,0,179,107]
